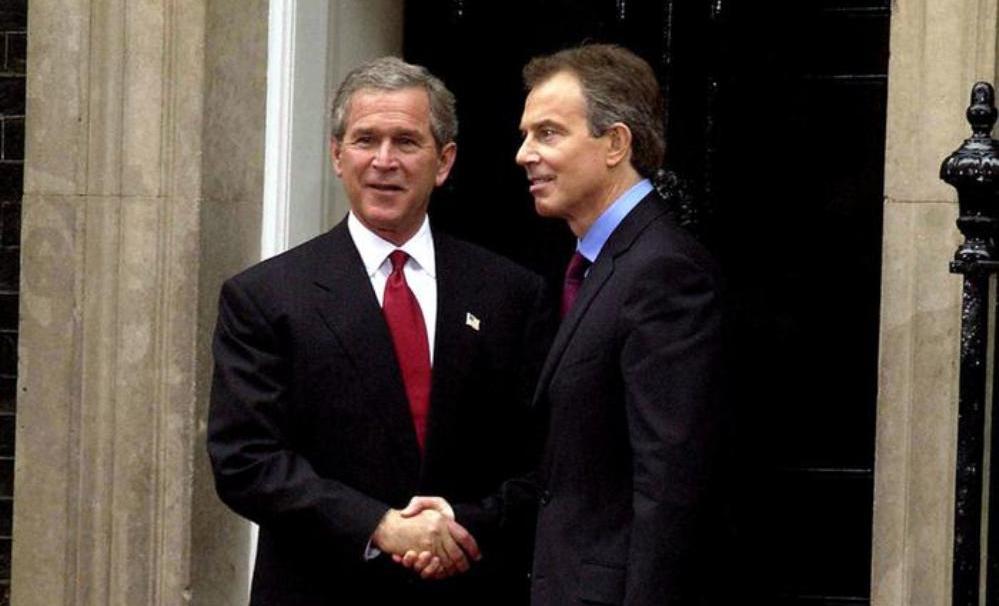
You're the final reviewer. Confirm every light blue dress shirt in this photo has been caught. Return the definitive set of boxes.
[577,178,654,263]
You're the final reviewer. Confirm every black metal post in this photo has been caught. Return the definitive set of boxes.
[941,81,999,606]
[990,288,999,606]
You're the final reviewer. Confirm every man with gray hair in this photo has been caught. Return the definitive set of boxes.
[208,56,552,605]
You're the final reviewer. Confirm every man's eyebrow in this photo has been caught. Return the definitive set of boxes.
[529,119,562,132]
[391,127,427,139]
[346,126,427,139]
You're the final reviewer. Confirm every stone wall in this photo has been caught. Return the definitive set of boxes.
[871,1,998,604]
[11,1,267,604]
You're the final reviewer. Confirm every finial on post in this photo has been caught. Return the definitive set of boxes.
[968,82,998,139]
[940,81,999,606]
[941,82,999,269]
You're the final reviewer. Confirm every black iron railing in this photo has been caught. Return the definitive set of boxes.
[940,81,999,606]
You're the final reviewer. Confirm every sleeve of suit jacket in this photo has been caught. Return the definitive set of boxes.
[207,276,390,559]
[619,251,722,604]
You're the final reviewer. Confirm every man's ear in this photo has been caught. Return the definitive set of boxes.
[604,123,633,168]
[330,139,344,176]
[435,141,458,186]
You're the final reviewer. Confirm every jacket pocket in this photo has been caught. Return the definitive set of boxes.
[577,561,625,605]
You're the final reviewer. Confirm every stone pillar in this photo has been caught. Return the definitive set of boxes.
[12,0,267,604]
[872,1,999,604]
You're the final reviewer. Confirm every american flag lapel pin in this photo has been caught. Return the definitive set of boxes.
[465,312,481,331]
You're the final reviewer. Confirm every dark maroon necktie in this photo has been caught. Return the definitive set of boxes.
[382,250,431,451]
[561,251,592,318]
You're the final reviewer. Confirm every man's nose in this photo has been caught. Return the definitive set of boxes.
[372,140,397,168]
[515,137,535,166]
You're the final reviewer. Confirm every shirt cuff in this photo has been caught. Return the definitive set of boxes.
[364,539,381,561]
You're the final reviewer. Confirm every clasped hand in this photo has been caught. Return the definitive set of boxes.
[372,496,479,580]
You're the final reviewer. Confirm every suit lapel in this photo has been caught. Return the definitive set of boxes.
[310,221,421,478]
[533,193,669,405]
[421,234,484,477]
[533,257,613,402]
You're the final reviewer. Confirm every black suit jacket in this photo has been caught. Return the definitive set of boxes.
[208,219,553,605]
[529,192,722,606]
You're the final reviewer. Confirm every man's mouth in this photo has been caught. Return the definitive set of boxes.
[367,183,405,192]
[528,175,555,194]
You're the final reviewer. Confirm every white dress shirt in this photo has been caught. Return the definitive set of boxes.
[348,212,438,560]
[347,212,437,362]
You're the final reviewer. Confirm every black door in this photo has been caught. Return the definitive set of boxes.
[405,2,889,603]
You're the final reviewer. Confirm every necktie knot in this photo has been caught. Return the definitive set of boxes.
[565,251,590,282]
[389,250,409,273]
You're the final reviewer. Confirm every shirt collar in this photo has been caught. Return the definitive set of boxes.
[577,178,653,263]
[347,212,437,278]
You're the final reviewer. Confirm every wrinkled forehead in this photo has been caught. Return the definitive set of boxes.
[345,86,431,121]
[340,88,437,148]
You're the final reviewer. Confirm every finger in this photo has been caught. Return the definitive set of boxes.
[400,496,440,517]
[400,496,453,519]
[392,554,402,564]
[401,550,419,568]
[431,556,454,581]
[412,551,433,572]
[399,497,429,517]
[420,556,441,580]
[433,564,451,580]
[433,547,455,576]
[448,519,481,562]
[423,518,457,573]
[438,531,469,573]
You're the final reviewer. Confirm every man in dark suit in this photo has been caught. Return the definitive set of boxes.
[516,44,723,606]
[402,44,723,605]
[207,56,551,605]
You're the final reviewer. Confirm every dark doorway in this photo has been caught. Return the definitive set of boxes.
[405,1,888,603]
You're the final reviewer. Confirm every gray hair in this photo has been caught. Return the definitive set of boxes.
[329,56,458,149]
[523,44,666,178]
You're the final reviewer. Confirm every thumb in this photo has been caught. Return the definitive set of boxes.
[400,496,439,517]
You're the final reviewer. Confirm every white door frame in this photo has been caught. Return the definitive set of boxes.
[262,0,404,261]
[255,0,404,591]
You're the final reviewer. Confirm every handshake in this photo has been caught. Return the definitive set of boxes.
[371,496,480,580]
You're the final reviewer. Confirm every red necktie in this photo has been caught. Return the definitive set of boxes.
[561,251,591,318]
[382,250,432,451]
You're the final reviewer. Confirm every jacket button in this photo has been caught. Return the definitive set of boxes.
[540,490,552,505]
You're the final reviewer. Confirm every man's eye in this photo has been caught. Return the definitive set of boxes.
[539,127,558,140]
[396,137,419,150]
[353,135,375,146]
